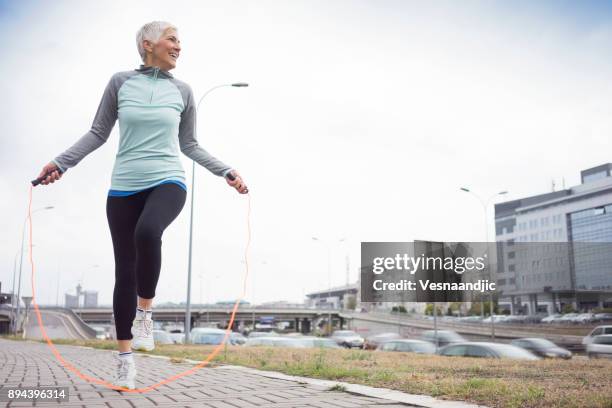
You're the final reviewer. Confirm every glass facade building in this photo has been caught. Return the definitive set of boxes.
[568,204,612,290]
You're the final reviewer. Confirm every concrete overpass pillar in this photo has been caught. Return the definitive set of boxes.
[294,318,300,332]
[301,318,311,334]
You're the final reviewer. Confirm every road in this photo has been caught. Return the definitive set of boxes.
[23,308,94,340]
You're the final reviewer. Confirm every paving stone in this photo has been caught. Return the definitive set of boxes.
[0,338,483,408]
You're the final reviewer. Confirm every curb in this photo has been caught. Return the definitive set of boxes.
[214,365,488,408]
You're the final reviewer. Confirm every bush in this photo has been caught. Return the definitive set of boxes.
[562,304,577,314]
[391,305,407,313]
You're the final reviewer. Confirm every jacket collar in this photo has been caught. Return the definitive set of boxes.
[136,64,174,79]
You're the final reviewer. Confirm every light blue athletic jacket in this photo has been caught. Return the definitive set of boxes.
[52,65,232,192]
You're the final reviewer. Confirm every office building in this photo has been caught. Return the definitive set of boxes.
[494,164,612,314]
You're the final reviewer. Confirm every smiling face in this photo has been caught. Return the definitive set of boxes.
[143,28,181,71]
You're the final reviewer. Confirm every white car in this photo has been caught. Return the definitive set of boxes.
[541,314,562,324]
[582,325,612,345]
[330,330,365,348]
[586,335,612,359]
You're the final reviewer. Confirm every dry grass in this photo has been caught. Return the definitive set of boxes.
[4,336,612,408]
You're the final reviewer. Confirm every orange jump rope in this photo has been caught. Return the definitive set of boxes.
[29,170,251,393]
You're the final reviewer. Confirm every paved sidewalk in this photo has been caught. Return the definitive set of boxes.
[0,339,480,408]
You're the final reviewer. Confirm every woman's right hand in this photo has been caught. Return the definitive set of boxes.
[37,162,63,185]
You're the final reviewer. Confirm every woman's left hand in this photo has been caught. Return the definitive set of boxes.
[226,170,248,194]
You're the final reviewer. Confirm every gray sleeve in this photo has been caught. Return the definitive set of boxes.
[52,74,123,172]
[174,80,232,177]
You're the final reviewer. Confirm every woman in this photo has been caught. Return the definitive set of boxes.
[37,21,248,389]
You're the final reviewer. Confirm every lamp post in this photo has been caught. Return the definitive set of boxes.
[14,206,54,334]
[311,237,345,335]
[460,187,507,339]
[185,83,248,344]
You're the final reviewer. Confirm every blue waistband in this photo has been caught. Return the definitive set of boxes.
[108,180,187,197]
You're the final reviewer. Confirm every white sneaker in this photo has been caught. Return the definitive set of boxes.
[114,355,136,390]
[131,312,155,351]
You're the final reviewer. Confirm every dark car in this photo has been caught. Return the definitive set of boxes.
[510,338,572,359]
[364,332,402,350]
[420,330,466,348]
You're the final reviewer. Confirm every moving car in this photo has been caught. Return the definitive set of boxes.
[91,326,110,340]
[510,338,572,359]
[364,332,402,350]
[248,331,280,338]
[541,314,562,324]
[244,337,299,348]
[169,332,185,344]
[190,328,244,345]
[594,313,612,323]
[245,336,341,349]
[152,330,174,345]
[582,325,612,345]
[420,330,466,347]
[377,339,436,354]
[438,342,540,360]
[586,335,612,359]
[330,330,365,349]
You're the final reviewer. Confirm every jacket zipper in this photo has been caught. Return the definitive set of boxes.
[149,66,160,104]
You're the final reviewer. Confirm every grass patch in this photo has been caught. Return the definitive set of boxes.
[2,335,612,407]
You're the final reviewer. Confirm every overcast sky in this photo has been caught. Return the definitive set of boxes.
[1,0,612,307]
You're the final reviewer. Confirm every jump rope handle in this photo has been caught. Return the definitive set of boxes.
[31,168,64,186]
[226,171,249,193]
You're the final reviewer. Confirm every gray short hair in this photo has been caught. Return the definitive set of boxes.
[136,21,177,62]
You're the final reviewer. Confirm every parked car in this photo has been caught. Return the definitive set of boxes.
[420,330,466,348]
[586,335,612,359]
[330,330,365,349]
[364,332,402,350]
[438,342,540,360]
[510,338,572,359]
[378,339,436,354]
[152,330,174,345]
[582,325,612,345]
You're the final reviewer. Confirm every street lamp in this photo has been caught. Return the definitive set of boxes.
[311,237,345,335]
[460,187,508,339]
[185,82,249,344]
[14,206,54,334]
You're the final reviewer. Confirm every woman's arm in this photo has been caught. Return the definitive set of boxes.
[176,83,233,176]
[175,81,247,193]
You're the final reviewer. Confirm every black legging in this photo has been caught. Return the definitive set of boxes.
[106,183,186,340]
